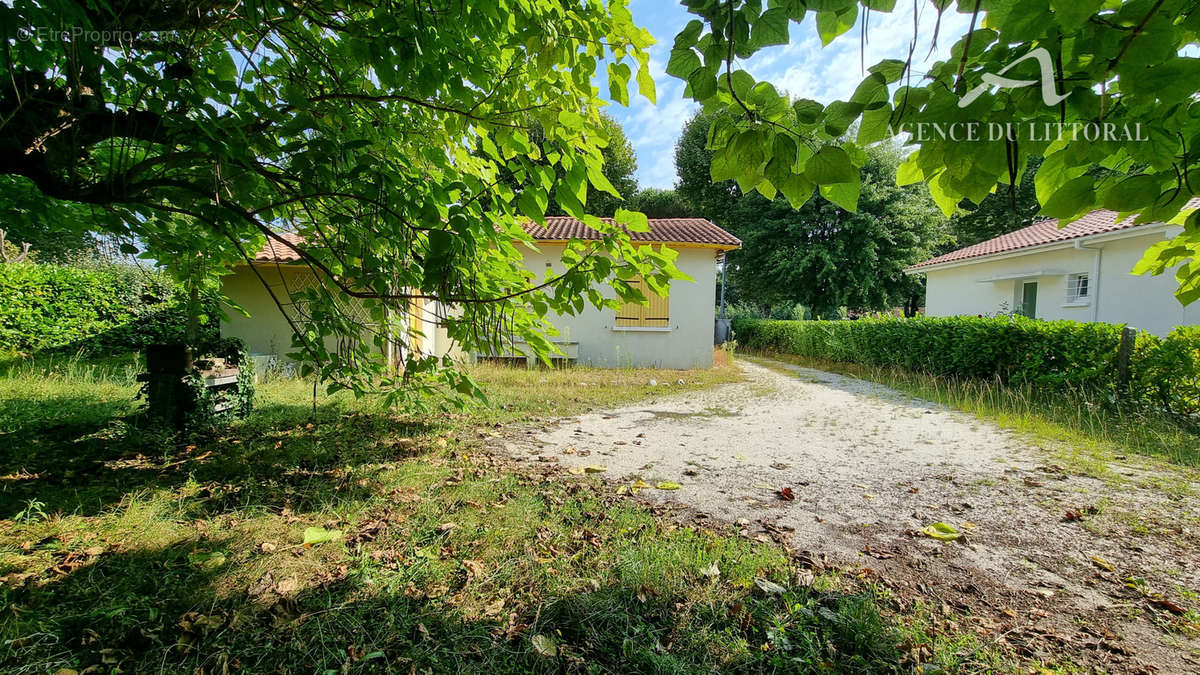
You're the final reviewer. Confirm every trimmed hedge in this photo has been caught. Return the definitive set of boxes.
[732,316,1200,421]
[0,262,216,354]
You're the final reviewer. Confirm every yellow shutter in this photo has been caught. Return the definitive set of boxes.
[616,276,669,327]
[409,297,423,352]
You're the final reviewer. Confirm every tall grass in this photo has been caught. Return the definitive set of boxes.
[749,352,1200,470]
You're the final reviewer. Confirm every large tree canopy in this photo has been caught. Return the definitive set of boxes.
[1,0,678,403]
[678,111,948,317]
[668,0,1200,303]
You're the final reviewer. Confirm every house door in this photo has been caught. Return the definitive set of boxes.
[1020,281,1038,318]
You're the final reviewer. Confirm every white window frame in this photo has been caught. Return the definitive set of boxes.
[1064,273,1090,305]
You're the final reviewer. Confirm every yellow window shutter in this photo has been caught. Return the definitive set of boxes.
[644,280,669,326]
[616,276,644,327]
[615,276,669,327]
[409,296,424,352]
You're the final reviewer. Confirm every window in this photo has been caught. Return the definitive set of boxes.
[1066,273,1090,303]
[615,276,670,328]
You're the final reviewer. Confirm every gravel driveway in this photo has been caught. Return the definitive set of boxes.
[500,358,1200,672]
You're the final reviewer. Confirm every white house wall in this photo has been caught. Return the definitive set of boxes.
[923,231,1197,336]
[516,244,718,369]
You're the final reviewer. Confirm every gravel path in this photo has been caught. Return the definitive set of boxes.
[499,358,1200,672]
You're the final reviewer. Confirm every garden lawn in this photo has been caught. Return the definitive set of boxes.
[0,356,975,674]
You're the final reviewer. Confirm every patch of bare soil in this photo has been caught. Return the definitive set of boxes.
[496,359,1200,672]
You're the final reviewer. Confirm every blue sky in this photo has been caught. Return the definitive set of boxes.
[608,1,974,189]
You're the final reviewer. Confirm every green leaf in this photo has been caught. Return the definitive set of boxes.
[896,155,925,186]
[804,146,857,184]
[608,62,631,106]
[820,179,860,213]
[666,48,702,78]
[750,8,791,48]
[687,68,718,100]
[776,172,814,209]
[518,188,548,224]
[674,19,704,49]
[1040,175,1096,220]
[636,60,656,104]
[868,59,907,83]
[615,208,650,232]
[921,522,961,542]
[816,6,857,46]
[857,106,893,145]
[1051,0,1103,30]
[792,98,823,124]
[302,527,343,546]
[1099,175,1160,213]
[557,110,585,130]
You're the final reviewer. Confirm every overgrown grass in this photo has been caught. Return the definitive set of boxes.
[0,355,999,673]
[746,351,1200,475]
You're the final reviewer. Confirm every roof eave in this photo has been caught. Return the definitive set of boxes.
[904,223,1169,274]
[529,238,741,251]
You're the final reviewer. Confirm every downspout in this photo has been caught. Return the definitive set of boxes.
[1074,239,1102,322]
[719,253,727,319]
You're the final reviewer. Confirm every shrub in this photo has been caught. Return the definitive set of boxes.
[733,316,1199,422]
[0,262,217,355]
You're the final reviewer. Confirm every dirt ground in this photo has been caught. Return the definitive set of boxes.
[497,359,1200,672]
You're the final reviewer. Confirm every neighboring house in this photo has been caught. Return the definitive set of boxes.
[906,200,1200,336]
[220,218,740,369]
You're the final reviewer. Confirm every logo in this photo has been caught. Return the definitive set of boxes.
[959,48,1070,108]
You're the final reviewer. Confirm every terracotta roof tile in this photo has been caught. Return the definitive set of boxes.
[252,232,305,262]
[251,218,739,261]
[909,198,1200,270]
[522,217,740,248]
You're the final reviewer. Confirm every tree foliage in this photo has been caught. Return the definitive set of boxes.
[0,176,102,262]
[669,0,1200,303]
[946,156,1042,250]
[525,113,638,218]
[678,111,948,317]
[1,0,675,403]
[627,188,694,218]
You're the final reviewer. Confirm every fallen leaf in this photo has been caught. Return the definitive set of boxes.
[921,522,961,541]
[302,527,343,547]
[190,550,227,569]
[462,559,484,579]
[436,522,457,533]
[567,467,585,475]
[754,577,786,595]
[584,465,607,473]
[656,481,681,490]
[700,561,720,578]
[531,634,557,658]
[1150,598,1187,614]
[1090,555,1115,572]
[777,487,795,501]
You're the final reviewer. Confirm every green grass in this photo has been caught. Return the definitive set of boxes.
[0,354,1009,673]
[746,351,1200,476]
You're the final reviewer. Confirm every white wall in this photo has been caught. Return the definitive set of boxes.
[517,244,719,369]
[923,230,1198,335]
[221,245,721,369]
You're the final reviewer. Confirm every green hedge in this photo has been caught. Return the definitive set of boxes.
[0,262,216,354]
[732,316,1200,420]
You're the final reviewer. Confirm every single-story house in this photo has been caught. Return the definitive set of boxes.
[906,199,1200,336]
[220,217,740,369]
